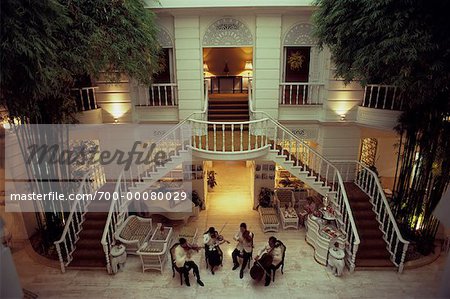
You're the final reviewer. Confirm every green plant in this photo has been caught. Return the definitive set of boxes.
[207,171,217,189]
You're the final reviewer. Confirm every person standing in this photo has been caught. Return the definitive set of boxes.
[174,238,204,287]
[231,223,254,279]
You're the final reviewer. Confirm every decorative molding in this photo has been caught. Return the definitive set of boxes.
[157,27,173,48]
[203,18,253,47]
[284,23,316,46]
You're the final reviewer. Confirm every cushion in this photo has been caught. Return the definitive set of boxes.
[259,207,277,215]
[140,242,164,253]
[262,214,279,224]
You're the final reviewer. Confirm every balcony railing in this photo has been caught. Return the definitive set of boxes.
[362,84,404,111]
[136,83,178,106]
[279,82,324,105]
[72,87,98,112]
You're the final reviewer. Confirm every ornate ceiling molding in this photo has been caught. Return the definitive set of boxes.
[203,18,253,47]
[284,23,316,46]
[157,27,173,48]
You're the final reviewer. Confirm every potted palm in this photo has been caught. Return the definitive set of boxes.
[207,171,217,192]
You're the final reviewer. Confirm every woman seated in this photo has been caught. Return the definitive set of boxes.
[203,227,225,274]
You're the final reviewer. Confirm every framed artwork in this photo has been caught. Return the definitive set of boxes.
[262,164,269,171]
[261,173,268,180]
[256,164,261,171]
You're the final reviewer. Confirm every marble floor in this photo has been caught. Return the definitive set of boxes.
[11,161,449,298]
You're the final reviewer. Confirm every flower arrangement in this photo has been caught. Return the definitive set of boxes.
[287,51,305,71]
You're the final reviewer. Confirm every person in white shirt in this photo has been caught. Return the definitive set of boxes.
[231,223,254,278]
[174,238,204,287]
[255,236,283,286]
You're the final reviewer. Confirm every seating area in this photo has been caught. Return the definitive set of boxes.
[115,215,154,254]
[274,189,299,230]
[258,206,280,232]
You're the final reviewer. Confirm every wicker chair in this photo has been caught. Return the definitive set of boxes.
[114,216,153,254]
[275,189,299,229]
[258,206,279,233]
[136,241,168,274]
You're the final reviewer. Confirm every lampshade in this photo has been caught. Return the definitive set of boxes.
[203,63,209,72]
[244,61,253,71]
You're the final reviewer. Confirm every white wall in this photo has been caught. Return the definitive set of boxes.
[254,15,282,118]
[174,16,203,119]
[317,124,361,160]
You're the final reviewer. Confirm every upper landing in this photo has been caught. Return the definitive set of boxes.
[145,0,314,9]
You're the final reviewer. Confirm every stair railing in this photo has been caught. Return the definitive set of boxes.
[100,168,129,274]
[332,160,409,272]
[54,164,106,273]
[188,118,271,153]
[248,80,360,271]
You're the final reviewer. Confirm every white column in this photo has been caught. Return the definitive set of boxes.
[254,15,282,119]
[174,16,203,119]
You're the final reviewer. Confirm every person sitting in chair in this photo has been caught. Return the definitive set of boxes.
[304,197,317,214]
[255,236,283,286]
[231,222,254,279]
[174,238,204,287]
[203,227,225,274]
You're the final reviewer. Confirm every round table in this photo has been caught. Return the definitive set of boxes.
[110,244,127,274]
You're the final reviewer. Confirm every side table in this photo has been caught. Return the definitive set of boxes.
[110,244,127,274]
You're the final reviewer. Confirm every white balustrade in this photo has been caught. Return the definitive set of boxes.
[332,160,409,273]
[362,84,404,110]
[279,82,324,105]
[101,169,130,274]
[145,83,178,106]
[54,165,106,273]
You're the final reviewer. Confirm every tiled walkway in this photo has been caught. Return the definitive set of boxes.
[11,161,448,298]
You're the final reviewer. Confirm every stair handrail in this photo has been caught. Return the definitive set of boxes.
[332,160,409,272]
[248,80,360,270]
[100,168,129,274]
[54,164,106,273]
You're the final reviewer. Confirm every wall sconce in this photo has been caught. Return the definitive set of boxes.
[340,114,346,121]
[114,118,119,124]
[203,62,209,73]
[244,61,253,78]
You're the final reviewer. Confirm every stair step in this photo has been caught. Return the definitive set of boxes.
[72,248,105,260]
[84,212,108,221]
[76,238,103,250]
[357,249,391,259]
[69,258,106,268]
[359,239,387,249]
[78,228,104,239]
[359,228,384,238]
[354,210,375,217]
[355,219,380,229]
[208,109,249,114]
[356,258,394,267]
[83,219,106,230]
